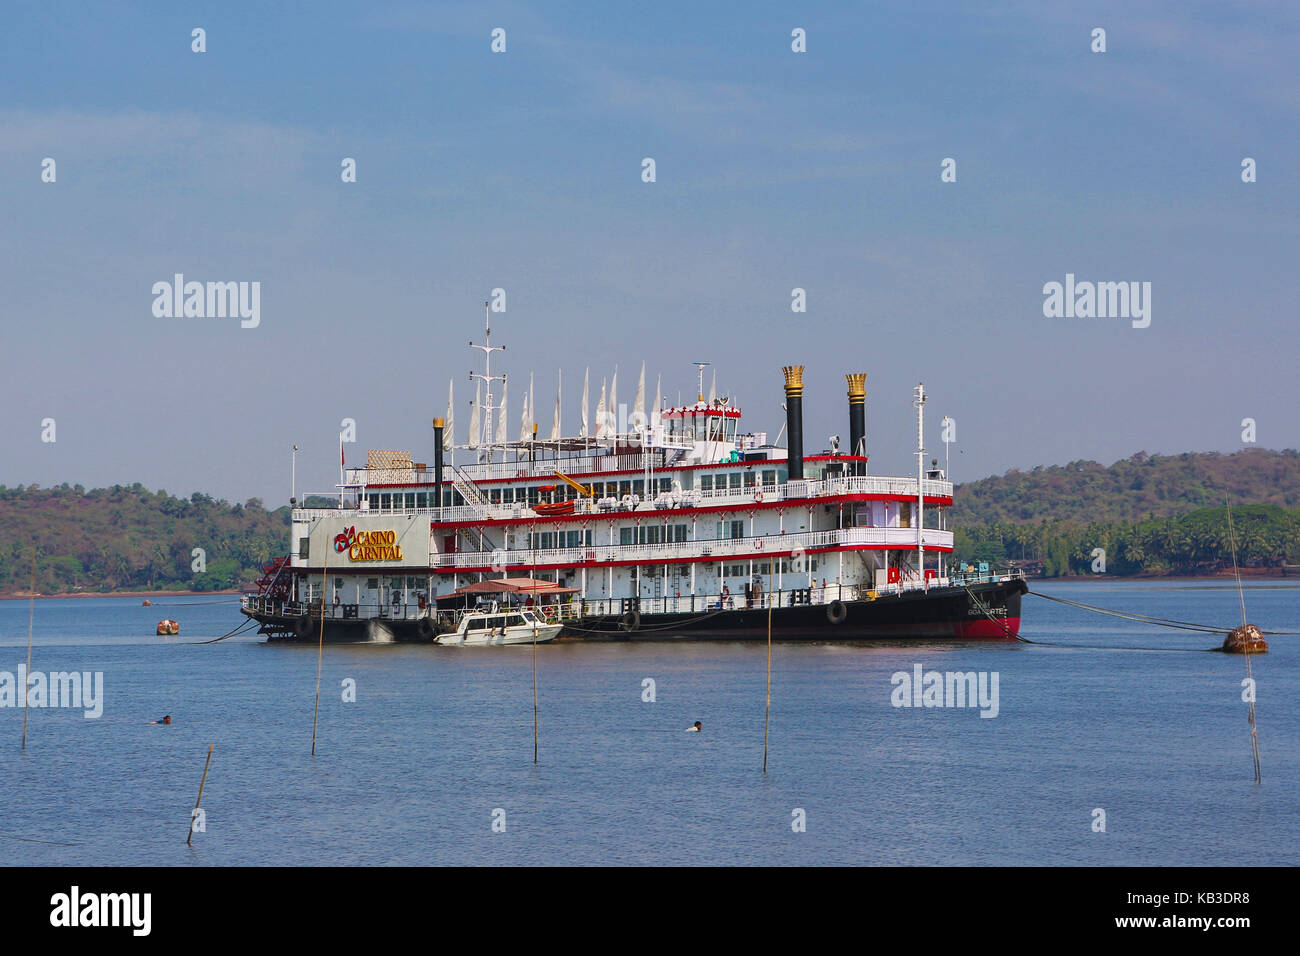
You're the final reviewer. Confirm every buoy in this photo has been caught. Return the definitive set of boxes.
[142,599,152,606]
[1223,624,1268,654]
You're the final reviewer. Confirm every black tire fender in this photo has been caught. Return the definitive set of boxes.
[620,610,641,631]
[417,617,436,640]
[826,600,847,624]
[294,614,313,638]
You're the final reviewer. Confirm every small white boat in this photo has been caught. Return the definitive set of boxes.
[436,605,562,646]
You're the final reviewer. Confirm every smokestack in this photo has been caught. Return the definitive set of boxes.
[432,418,445,510]
[782,365,804,482]
[846,373,866,476]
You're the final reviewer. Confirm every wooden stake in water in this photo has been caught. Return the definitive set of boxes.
[22,555,35,751]
[532,524,539,764]
[1226,503,1262,784]
[763,598,773,773]
[187,743,214,847]
[311,534,328,757]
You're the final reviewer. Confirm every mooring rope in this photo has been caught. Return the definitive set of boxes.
[965,586,1222,652]
[1027,589,1296,635]
[187,616,260,645]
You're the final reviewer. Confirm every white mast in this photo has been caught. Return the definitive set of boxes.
[915,382,926,586]
[469,300,507,463]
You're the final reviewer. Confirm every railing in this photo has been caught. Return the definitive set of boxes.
[291,474,955,523]
[431,526,954,569]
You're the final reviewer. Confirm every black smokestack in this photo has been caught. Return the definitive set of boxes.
[432,418,445,509]
[782,365,804,482]
[846,373,866,476]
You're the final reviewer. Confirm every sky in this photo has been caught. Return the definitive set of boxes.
[2,0,1297,505]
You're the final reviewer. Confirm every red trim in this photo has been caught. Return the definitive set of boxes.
[951,617,1021,639]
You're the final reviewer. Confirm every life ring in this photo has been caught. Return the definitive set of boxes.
[294,614,313,638]
[754,492,764,504]
[417,617,436,640]
[542,605,556,620]
[826,600,847,624]
[620,610,641,631]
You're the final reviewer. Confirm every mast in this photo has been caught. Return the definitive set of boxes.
[914,382,926,585]
[470,299,507,463]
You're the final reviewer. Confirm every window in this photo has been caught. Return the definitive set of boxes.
[730,520,744,539]
[674,524,688,542]
[744,471,756,488]
[762,470,776,486]
[405,493,416,509]
[380,493,392,510]
[633,480,644,496]
[298,536,310,559]
[700,475,713,492]
[368,494,379,510]
[729,473,742,490]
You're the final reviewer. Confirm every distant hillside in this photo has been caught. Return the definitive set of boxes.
[0,483,289,595]
[951,450,1300,576]
[952,449,1300,525]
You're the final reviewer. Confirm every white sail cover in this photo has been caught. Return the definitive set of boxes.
[519,379,531,443]
[551,369,562,441]
[580,367,589,438]
[495,380,508,446]
[595,378,608,439]
[633,361,646,436]
[468,379,481,449]
[443,380,455,452]
[609,370,618,437]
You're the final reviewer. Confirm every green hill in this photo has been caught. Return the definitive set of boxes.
[0,483,289,595]
[951,449,1300,576]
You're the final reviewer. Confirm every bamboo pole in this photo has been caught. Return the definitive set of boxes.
[187,743,214,846]
[22,554,35,751]
[311,526,328,756]
[1226,503,1262,783]
[763,597,773,773]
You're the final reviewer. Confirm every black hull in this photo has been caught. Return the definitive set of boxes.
[562,580,1026,642]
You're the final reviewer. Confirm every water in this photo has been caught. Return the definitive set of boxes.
[0,582,1295,866]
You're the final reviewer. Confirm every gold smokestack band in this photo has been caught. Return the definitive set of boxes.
[782,365,805,396]
[846,373,866,402]
[433,417,445,429]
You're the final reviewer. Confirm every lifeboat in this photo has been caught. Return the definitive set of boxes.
[156,619,180,636]
[534,500,576,516]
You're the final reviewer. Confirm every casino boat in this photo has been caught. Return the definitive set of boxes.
[240,304,1026,642]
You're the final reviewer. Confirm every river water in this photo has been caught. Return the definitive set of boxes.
[0,580,1294,865]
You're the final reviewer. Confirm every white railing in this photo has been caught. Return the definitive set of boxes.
[432,526,953,569]
[294,474,954,523]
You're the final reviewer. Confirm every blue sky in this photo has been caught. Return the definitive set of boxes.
[2,1,1297,504]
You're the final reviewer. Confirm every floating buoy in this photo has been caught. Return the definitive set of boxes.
[142,599,152,606]
[156,619,180,636]
[1223,624,1268,654]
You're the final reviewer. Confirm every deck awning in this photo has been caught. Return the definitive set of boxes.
[443,577,579,598]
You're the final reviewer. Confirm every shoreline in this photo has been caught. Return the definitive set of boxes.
[0,588,243,602]
[2,570,1294,602]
